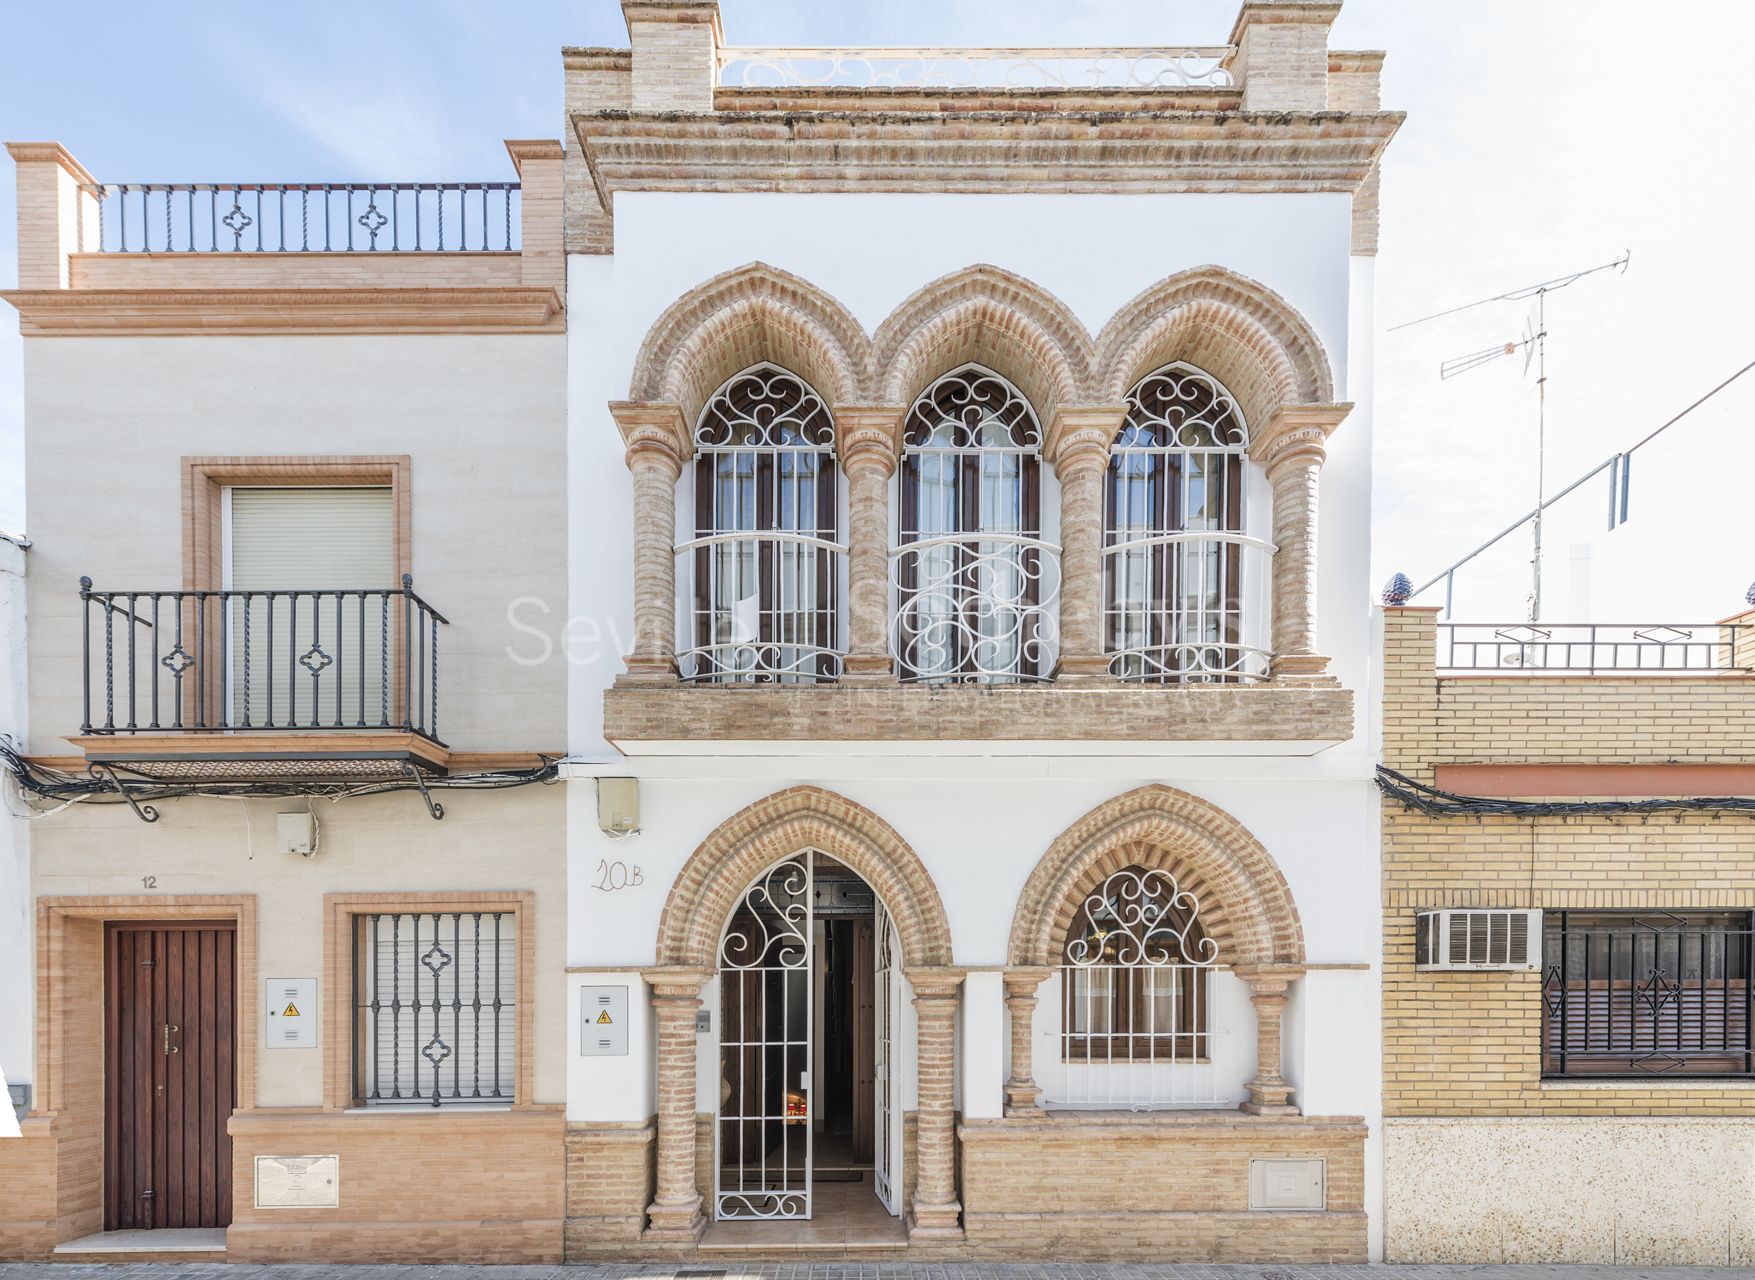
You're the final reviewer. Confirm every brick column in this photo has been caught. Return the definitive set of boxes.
[6,142,99,291]
[1235,964,1303,1115]
[643,966,710,1240]
[610,403,693,685]
[1046,404,1129,682]
[1229,1,1340,112]
[1002,967,1050,1116]
[905,967,965,1237]
[838,406,905,682]
[503,138,565,290]
[1250,404,1351,681]
[624,1,721,113]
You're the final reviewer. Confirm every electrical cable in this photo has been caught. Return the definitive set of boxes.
[1376,764,1755,820]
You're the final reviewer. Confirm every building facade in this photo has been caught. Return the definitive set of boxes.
[1381,605,1755,1264]
[0,0,1405,1264]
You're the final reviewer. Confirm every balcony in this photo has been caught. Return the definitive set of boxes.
[74,577,451,781]
[605,527,1351,755]
[4,140,564,336]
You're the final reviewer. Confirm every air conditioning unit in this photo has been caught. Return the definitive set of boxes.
[1415,909,1542,971]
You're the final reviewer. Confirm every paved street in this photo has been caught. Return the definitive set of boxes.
[3,1265,1754,1279]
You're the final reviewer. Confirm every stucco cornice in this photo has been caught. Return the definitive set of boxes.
[1,286,564,336]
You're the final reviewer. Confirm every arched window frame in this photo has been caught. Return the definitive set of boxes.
[892,364,1056,683]
[1059,864,1218,1068]
[682,364,844,684]
[1104,362,1272,684]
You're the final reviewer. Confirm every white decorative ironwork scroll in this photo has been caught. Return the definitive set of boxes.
[716,855,814,1220]
[1052,867,1222,1110]
[718,46,1235,91]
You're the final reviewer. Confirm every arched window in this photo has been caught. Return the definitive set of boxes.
[1104,363,1268,683]
[1060,865,1216,1067]
[892,365,1052,682]
[683,364,843,684]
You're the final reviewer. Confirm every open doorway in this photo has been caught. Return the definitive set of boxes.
[715,851,902,1235]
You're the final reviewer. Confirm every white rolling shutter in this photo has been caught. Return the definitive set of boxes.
[227,487,395,591]
[226,487,397,727]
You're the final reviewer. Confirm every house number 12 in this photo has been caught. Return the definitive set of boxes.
[594,860,643,892]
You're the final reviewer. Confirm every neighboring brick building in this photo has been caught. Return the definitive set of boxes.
[1380,604,1755,1264]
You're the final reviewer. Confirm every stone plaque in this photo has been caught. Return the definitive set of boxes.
[253,1154,340,1209]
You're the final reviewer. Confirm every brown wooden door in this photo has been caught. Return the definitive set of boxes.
[851,918,875,1164]
[105,922,236,1231]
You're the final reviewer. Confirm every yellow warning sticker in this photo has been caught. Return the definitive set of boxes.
[283,1003,301,1018]
[595,1010,613,1025]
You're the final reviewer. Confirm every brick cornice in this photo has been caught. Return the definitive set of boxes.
[1,286,563,336]
[504,137,565,173]
[1228,0,1342,45]
[572,109,1404,200]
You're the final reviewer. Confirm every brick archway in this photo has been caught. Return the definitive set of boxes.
[1008,785,1303,969]
[629,262,874,428]
[656,785,953,970]
[645,787,962,1242]
[873,264,1095,431]
[1092,265,1335,434]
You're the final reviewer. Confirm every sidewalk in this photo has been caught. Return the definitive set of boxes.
[2,1264,1752,1279]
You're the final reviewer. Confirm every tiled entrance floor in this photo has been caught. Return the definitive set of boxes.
[700,1178,906,1253]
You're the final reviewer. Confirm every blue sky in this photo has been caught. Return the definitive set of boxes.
[1,0,1750,621]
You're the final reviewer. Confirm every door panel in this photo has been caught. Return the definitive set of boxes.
[873,902,902,1216]
[105,923,237,1231]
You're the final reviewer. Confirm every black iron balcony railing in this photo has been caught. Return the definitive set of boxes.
[80,182,520,254]
[1437,621,1751,675]
[79,576,448,743]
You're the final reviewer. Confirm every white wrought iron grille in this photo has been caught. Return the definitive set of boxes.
[717,855,813,1220]
[354,911,516,1107]
[1051,866,1222,1110]
[891,366,1057,682]
[1105,363,1272,683]
[716,46,1235,90]
[682,366,845,684]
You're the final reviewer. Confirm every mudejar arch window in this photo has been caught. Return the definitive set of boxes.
[892,365,1055,682]
[679,365,845,683]
[1104,362,1273,683]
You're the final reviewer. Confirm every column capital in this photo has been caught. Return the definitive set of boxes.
[904,966,967,1001]
[641,965,712,1000]
[610,400,693,474]
[1002,966,1052,998]
[1231,962,1306,993]
[837,403,907,476]
[1249,402,1352,473]
[1044,402,1129,474]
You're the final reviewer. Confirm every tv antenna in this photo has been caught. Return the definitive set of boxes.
[1393,250,1630,622]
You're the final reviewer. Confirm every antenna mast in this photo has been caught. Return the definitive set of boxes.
[1397,251,1630,622]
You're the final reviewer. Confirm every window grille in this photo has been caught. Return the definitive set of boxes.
[1104,362,1271,683]
[893,365,1056,682]
[682,365,844,684]
[1051,865,1221,1109]
[1542,911,1753,1078]
[354,911,516,1107]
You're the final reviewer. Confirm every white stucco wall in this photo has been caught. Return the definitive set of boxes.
[0,537,29,1134]
[562,186,1383,1246]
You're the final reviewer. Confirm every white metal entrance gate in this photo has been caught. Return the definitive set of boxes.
[717,854,813,1220]
[873,900,903,1216]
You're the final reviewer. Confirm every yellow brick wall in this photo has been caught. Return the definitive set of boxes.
[1381,607,1755,1118]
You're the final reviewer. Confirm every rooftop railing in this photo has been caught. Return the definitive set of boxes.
[1437,622,1751,675]
[80,182,521,254]
[716,46,1235,91]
